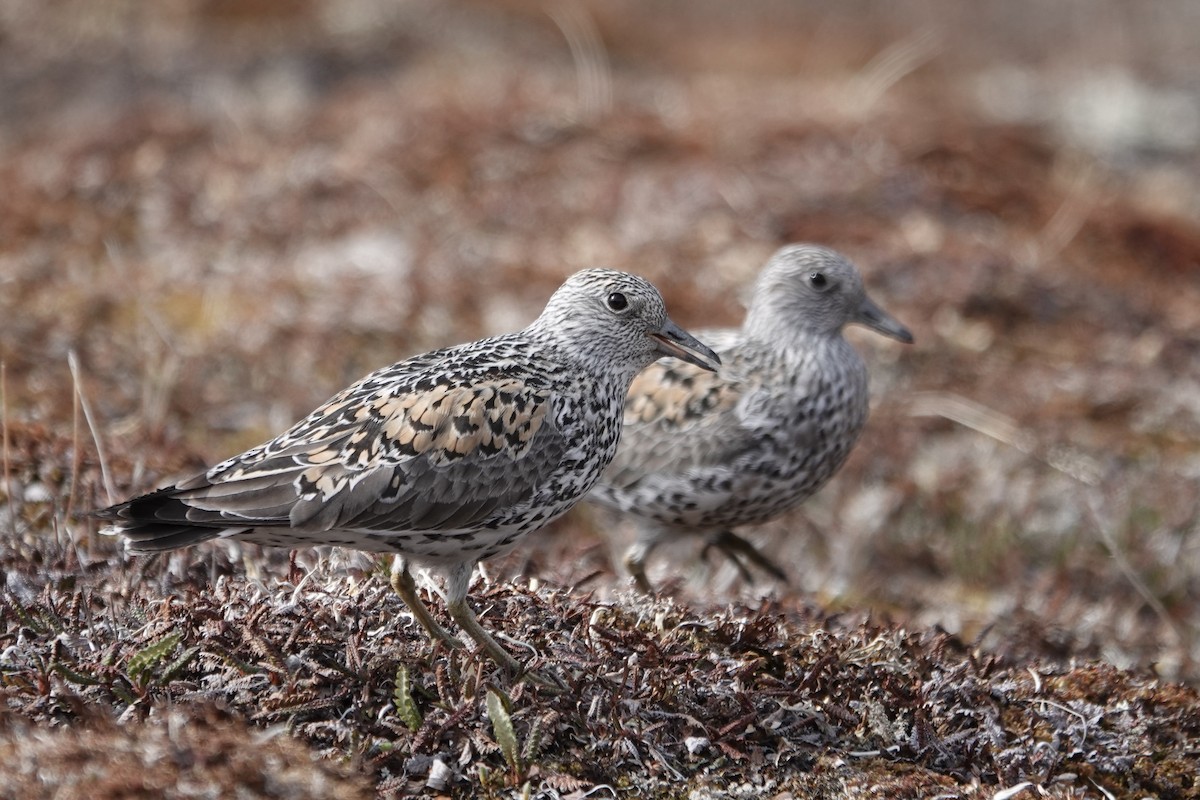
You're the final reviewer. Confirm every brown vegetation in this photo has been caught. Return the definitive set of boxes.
[2,1,1198,796]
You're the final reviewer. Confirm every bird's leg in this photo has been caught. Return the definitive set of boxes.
[622,529,663,594]
[702,530,789,584]
[705,538,756,584]
[390,556,464,649]
[443,562,566,693]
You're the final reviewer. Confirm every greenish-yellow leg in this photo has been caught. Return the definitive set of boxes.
[390,556,465,649]
[445,597,524,673]
[443,562,566,693]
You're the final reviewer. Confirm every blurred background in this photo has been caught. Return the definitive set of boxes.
[2,0,1198,682]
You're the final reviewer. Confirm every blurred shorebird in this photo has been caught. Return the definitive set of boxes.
[588,245,912,592]
[98,269,719,682]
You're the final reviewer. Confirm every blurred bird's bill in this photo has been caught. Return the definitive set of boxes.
[854,296,913,344]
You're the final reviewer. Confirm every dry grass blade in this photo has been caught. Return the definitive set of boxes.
[852,28,943,113]
[1087,494,1184,648]
[548,3,613,122]
[68,351,115,504]
[908,391,1037,455]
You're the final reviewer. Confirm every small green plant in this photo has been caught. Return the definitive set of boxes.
[486,687,521,777]
[393,664,422,731]
[127,631,183,685]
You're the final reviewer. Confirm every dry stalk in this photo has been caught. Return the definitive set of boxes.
[68,351,115,504]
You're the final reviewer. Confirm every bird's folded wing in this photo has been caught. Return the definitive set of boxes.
[603,355,757,485]
[107,377,564,534]
[603,341,821,495]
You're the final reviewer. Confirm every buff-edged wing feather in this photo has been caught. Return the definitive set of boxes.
[103,373,565,552]
[603,359,746,483]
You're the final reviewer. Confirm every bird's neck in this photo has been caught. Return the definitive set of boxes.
[527,326,646,389]
[742,305,839,351]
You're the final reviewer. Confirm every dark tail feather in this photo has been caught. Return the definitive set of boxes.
[117,524,227,554]
[94,485,243,554]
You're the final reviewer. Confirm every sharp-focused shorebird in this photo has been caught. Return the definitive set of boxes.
[588,245,912,592]
[98,269,719,679]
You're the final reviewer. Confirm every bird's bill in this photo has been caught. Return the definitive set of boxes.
[649,320,721,372]
[855,295,914,344]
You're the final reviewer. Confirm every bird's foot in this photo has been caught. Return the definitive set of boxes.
[702,530,788,584]
[622,544,659,594]
[446,598,566,694]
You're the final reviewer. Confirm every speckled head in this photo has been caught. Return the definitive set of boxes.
[746,245,914,344]
[533,268,720,376]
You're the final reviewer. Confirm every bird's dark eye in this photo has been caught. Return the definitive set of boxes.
[809,271,828,290]
[606,292,629,311]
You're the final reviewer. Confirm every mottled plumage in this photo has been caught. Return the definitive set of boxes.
[588,245,912,591]
[98,269,719,678]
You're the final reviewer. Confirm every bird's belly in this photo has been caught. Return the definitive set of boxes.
[643,435,859,530]
[240,493,587,565]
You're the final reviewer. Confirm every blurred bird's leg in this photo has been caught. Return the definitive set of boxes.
[390,556,465,649]
[702,530,789,584]
[622,526,664,594]
[443,561,565,692]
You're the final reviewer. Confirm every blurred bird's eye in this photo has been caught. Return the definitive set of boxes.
[808,272,829,290]
[606,292,629,311]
